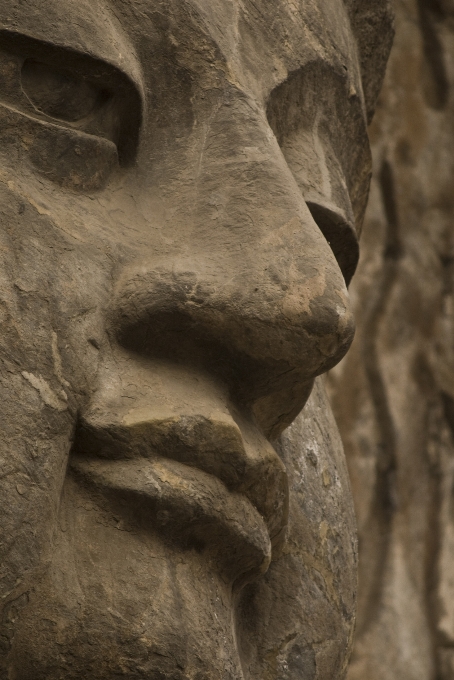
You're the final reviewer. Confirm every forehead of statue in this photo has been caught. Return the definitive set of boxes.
[0,0,361,96]
[184,0,360,87]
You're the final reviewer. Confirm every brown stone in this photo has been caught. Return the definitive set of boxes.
[328,2,454,678]
[0,2,393,677]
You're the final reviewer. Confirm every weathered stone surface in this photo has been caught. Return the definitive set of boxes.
[0,1,392,677]
[327,2,454,678]
[239,377,358,680]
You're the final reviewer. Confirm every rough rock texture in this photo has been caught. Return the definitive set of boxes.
[0,1,392,678]
[240,377,358,680]
[327,2,454,678]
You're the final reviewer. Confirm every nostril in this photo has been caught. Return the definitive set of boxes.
[306,201,359,286]
[110,266,274,398]
[110,255,354,437]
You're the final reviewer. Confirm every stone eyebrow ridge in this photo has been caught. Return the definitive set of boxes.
[0,0,144,100]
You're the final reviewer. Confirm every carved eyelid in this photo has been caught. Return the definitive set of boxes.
[0,29,144,165]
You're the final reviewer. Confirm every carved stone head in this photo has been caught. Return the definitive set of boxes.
[0,1,393,678]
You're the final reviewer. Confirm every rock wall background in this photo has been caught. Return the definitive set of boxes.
[327,1,454,678]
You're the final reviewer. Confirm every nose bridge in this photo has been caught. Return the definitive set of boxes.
[196,91,309,229]
[185,89,346,289]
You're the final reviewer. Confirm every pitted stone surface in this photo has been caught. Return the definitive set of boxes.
[0,2,392,677]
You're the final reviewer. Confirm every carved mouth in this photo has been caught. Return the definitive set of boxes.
[71,409,289,585]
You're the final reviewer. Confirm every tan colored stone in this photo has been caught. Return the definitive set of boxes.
[0,1,393,677]
[328,2,454,678]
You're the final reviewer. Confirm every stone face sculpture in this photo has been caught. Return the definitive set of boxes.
[0,1,393,678]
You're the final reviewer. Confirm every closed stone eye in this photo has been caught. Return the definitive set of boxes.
[0,41,141,190]
[0,32,143,176]
[21,58,108,123]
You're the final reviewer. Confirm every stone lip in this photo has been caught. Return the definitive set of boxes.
[69,454,272,587]
[71,408,288,586]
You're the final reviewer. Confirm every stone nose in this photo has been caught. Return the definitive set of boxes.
[111,96,355,436]
[110,251,353,437]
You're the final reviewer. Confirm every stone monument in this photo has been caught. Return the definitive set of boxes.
[0,1,392,678]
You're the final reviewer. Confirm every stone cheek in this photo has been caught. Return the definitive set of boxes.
[2,379,357,680]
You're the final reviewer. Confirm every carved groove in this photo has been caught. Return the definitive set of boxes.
[357,160,402,636]
[418,0,449,110]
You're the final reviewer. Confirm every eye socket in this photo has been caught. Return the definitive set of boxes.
[306,202,359,287]
[0,31,143,168]
[266,63,369,286]
[21,58,106,122]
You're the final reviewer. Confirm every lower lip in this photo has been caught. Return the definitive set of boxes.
[69,454,272,586]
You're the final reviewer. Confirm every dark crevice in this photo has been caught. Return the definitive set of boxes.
[438,388,454,659]
[426,469,443,677]
[356,159,402,637]
[418,0,449,110]
[413,356,445,679]
[379,161,402,259]
[442,392,454,436]
[440,256,454,296]
[306,202,359,286]
[422,0,450,20]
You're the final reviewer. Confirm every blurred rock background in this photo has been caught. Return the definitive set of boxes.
[327,1,454,678]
